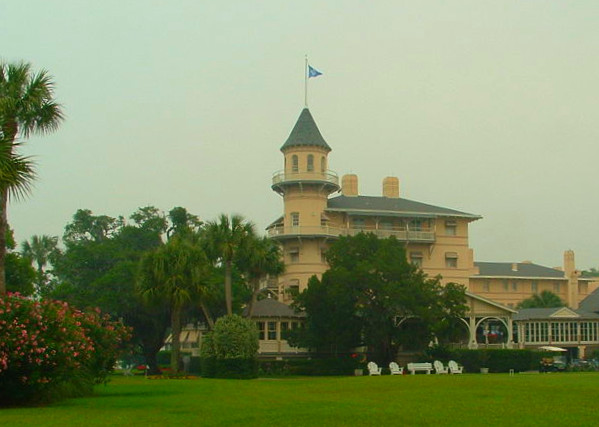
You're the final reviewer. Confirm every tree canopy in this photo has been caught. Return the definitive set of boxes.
[0,61,64,294]
[517,290,566,309]
[288,233,467,363]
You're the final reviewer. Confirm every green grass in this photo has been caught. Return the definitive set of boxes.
[1,373,598,426]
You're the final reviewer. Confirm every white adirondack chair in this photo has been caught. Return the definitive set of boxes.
[433,360,449,374]
[448,360,463,374]
[389,362,404,375]
[367,362,382,376]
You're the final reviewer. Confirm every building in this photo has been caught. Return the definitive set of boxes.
[266,108,598,308]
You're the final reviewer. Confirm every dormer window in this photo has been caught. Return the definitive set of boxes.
[307,154,314,172]
[292,155,299,173]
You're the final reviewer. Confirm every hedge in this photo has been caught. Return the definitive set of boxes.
[424,347,545,373]
[201,358,258,379]
[258,357,365,377]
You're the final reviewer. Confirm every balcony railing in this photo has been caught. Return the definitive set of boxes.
[272,170,339,187]
[267,225,435,242]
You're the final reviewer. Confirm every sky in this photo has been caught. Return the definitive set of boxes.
[2,1,598,270]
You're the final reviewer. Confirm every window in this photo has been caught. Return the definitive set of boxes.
[352,218,366,229]
[409,219,422,231]
[410,252,423,267]
[483,280,490,292]
[321,156,326,172]
[445,220,457,236]
[292,155,299,172]
[288,279,300,295]
[256,322,266,340]
[321,248,327,263]
[291,212,300,227]
[380,221,393,230]
[445,252,458,268]
[512,281,518,292]
[307,154,314,172]
[267,322,277,340]
[531,281,538,293]
[502,280,509,291]
[288,247,299,263]
[280,322,289,340]
[553,281,561,293]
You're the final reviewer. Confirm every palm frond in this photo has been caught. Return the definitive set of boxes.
[0,143,36,200]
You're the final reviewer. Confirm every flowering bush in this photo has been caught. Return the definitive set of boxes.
[0,293,130,405]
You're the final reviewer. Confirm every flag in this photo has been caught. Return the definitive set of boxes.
[308,65,322,78]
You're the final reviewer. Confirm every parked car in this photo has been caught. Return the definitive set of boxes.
[539,357,566,373]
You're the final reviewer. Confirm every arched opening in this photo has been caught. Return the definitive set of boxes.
[307,154,314,172]
[475,317,509,346]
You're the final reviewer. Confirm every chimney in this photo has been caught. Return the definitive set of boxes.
[511,263,518,272]
[564,250,575,277]
[342,174,358,196]
[382,177,400,198]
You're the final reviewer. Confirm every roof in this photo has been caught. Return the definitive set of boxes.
[280,108,331,152]
[465,291,517,313]
[474,262,566,279]
[244,297,306,318]
[579,287,599,313]
[326,195,481,219]
[513,307,599,320]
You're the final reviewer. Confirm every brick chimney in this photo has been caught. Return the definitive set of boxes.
[342,174,358,196]
[382,177,400,198]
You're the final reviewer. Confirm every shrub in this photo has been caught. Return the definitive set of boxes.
[448,349,542,373]
[201,314,258,379]
[258,356,366,377]
[0,293,130,406]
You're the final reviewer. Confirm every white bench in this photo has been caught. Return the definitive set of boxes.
[407,362,433,375]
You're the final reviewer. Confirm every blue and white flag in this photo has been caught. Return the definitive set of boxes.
[308,65,322,78]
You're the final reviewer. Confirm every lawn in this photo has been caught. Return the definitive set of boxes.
[1,373,597,426]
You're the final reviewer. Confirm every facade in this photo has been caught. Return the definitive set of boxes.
[266,108,599,309]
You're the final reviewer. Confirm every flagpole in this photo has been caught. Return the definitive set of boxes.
[304,55,308,107]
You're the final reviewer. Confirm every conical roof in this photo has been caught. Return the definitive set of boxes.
[280,108,331,152]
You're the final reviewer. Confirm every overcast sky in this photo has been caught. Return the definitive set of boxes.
[2,1,598,270]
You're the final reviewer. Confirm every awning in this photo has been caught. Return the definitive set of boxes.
[538,346,568,352]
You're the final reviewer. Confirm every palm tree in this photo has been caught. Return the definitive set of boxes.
[203,214,257,315]
[0,61,64,294]
[21,234,59,294]
[238,236,284,317]
[138,237,209,372]
[517,290,566,309]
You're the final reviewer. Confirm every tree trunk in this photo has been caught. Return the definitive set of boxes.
[143,348,161,375]
[225,260,232,315]
[170,307,182,373]
[200,303,214,329]
[246,278,260,318]
[0,191,7,295]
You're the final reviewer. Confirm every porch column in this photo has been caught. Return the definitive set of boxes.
[507,317,514,349]
[468,316,478,349]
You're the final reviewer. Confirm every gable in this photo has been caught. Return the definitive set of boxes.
[550,307,579,318]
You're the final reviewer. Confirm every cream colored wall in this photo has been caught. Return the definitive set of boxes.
[276,145,335,299]
[278,239,328,301]
[283,146,328,174]
[416,218,476,287]
[284,191,329,228]
[469,277,578,309]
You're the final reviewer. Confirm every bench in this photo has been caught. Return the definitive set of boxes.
[407,362,433,375]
